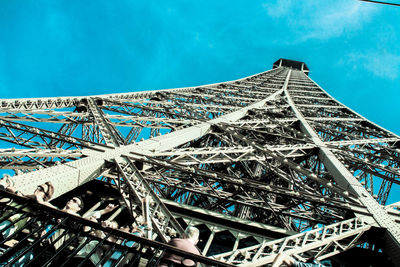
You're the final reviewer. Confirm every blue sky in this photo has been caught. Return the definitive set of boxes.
[0,0,399,135]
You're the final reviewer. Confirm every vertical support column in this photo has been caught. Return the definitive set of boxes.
[142,195,153,239]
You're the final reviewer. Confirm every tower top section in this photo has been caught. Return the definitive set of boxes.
[273,58,309,75]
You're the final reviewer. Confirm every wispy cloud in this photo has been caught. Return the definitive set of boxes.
[344,50,400,80]
[262,0,377,41]
[262,0,294,18]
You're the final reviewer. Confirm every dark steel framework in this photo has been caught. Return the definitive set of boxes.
[0,59,400,266]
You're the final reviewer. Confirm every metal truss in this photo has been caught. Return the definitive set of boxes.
[1,59,399,266]
[214,217,372,266]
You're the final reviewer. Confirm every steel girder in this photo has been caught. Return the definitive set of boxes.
[0,63,399,266]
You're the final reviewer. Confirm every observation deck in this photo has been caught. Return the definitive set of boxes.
[273,58,309,75]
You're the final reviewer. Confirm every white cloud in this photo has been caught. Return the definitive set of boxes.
[345,51,400,80]
[304,2,375,40]
[262,0,377,41]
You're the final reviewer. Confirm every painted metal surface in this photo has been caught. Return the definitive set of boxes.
[1,62,399,266]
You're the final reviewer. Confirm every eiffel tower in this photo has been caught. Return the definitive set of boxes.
[0,58,399,266]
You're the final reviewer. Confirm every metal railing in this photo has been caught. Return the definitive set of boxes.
[0,190,233,267]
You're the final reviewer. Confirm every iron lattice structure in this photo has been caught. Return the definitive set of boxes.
[1,59,400,266]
